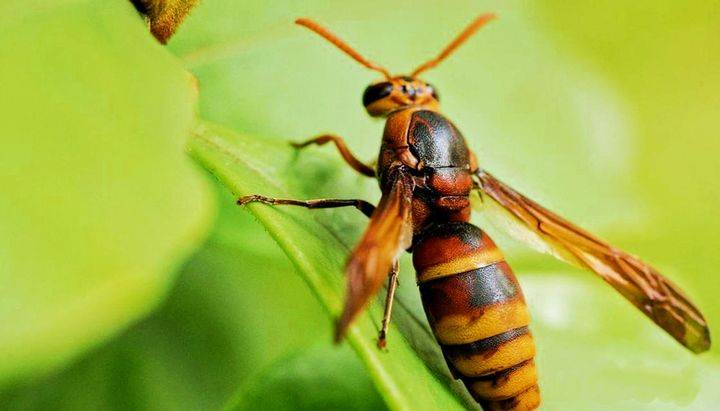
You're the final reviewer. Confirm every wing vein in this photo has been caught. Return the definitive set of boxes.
[473,168,710,353]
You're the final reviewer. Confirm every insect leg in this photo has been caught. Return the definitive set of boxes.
[291,134,375,177]
[377,260,399,349]
[238,195,375,218]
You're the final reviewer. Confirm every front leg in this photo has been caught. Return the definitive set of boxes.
[238,195,376,218]
[291,134,375,177]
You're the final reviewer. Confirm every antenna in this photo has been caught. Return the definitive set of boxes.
[296,18,392,80]
[411,13,496,77]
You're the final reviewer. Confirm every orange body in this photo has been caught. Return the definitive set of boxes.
[378,106,540,410]
[414,224,539,410]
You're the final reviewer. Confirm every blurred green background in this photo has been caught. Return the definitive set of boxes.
[2,0,719,410]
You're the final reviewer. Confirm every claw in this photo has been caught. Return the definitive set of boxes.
[377,331,387,350]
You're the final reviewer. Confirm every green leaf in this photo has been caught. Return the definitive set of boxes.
[229,344,387,411]
[177,1,720,408]
[190,120,720,410]
[190,121,471,410]
[0,0,213,385]
[0,188,354,410]
[5,1,720,409]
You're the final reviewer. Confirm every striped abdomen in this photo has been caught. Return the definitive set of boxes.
[413,222,540,411]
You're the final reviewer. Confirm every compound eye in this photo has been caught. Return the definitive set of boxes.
[363,82,393,106]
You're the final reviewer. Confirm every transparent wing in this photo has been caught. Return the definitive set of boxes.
[473,168,710,353]
[335,167,413,341]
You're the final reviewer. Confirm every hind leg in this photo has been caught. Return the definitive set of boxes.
[238,195,375,218]
[377,260,399,349]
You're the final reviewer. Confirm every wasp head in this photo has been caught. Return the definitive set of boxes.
[363,77,440,117]
[296,14,494,117]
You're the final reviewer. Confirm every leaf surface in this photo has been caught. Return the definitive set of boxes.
[0,0,213,385]
[190,121,470,410]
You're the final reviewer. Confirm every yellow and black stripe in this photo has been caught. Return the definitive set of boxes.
[413,222,540,410]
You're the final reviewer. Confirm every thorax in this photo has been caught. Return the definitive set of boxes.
[377,107,475,232]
